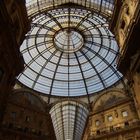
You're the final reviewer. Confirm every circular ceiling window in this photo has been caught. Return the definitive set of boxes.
[54,29,84,53]
[18,7,122,97]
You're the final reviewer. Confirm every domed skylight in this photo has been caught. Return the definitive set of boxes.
[17,7,122,97]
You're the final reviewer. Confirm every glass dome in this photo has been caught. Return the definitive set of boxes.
[54,29,84,53]
[17,7,122,97]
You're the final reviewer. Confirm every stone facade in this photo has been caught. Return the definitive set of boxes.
[111,0,139,54]
[0,0,29,124]
[110,0,140,118]
[83,89,140,140]
[0,90,56,140]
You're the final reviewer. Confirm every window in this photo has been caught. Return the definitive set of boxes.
[8,123,13,128]
[95,120,100,126]
[124,121,129,127]
[120,20,126,30]
[110,126,114,132]
[11,2,16,14]
[108,115,113,122]
[14,18,20,37]
[25,116,30,122]
[0,68,4,81]
[39,120,43,127]
[24,127,29,132]
[11,112,16,120]
[122,111,128,117]
[126,7,130,15]
[96,130,100,135]
[38,131,42,135]
[137,63,140,73]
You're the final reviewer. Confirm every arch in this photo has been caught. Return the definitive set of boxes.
[10,89,47,112]
[92,88,128,112]
[50,98,89,110]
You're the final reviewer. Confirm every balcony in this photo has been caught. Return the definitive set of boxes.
[89,120,140,139]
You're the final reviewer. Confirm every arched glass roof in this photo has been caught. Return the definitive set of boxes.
[50,101,89,140]
[25,0,115,19]
[17,7,122,97]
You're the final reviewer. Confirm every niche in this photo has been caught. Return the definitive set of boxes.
[120,20,126,30]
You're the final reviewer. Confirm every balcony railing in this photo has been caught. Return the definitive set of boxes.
[89,120,140,139]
